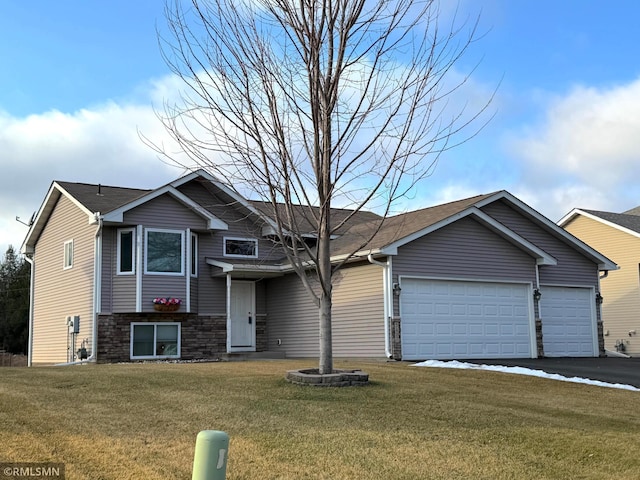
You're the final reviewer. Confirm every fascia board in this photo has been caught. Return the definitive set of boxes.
[559,208,640,240]
[102,185,228,230]
[21,182,95,253]
[477,191,618,271]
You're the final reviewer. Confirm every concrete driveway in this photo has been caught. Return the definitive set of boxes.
[468,357,640,388]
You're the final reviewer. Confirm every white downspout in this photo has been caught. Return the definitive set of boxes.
[226,273,232,352]
[136,225,143,312]
[89,213,103,363]
[368,254,393,358]
[25,255,35,367]
[186,228,191,312]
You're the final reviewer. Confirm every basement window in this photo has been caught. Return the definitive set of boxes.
[130,323,180,359]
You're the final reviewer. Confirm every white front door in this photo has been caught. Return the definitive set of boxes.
[230,281,255,350]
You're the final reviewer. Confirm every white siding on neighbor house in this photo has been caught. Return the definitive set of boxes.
[266,263,386,358]
[32,195,96,364]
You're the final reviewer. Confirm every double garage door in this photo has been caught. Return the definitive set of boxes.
[400,278,595,360]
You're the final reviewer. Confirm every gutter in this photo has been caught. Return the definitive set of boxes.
[25,255,35,367]
[367,254,393,359]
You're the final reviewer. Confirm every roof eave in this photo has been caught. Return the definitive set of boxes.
[21,182,97,253]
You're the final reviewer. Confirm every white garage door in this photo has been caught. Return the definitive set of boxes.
[400,278,533,360]
[540,286,596,357]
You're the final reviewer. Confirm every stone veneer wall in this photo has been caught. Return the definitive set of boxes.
[597,321,605,357]
[97,313,227,363]
[535,318,544,358]
[256,315,267,352]
[391,316,402,360]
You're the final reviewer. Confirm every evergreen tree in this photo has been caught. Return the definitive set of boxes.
[0,246,30,354]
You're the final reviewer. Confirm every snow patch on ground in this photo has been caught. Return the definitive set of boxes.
[413,360,639,391]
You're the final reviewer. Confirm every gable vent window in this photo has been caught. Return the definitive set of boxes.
[224,237,258,258]
[145,229,184,275]
[63,240,74,269]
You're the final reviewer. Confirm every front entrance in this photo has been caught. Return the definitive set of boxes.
[229,281,255,351]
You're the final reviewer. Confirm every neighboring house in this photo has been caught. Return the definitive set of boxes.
[559,207,640,356]
[22,170,616,365]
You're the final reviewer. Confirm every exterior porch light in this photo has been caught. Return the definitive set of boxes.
[533,288,542,301]
[393,283,402,296]
[596,292,604,305]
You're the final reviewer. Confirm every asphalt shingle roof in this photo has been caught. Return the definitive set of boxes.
[56,181,151,214]
[54,177,499,256]
[581,209,640,234]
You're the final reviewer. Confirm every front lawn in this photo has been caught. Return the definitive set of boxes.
[1,360,639,479]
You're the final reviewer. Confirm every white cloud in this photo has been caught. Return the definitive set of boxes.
[0,89,188,253]
[507,78,640,220]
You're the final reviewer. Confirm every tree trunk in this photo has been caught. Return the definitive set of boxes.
[318,290,332,374]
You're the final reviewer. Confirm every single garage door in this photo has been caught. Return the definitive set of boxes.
[400,278,533,360]
[540,286,596,357]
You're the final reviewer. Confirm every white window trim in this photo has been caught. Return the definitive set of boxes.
[223,236,258,259]
[191,232,198,277]
[117,228,136,275]
[63,239,73,269]
[130,322,181,360]
[144,228,185,276]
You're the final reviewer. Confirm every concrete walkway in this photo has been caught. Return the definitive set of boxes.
[468,357,640,388]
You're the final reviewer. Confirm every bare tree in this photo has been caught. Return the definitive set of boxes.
[153,0,492,374]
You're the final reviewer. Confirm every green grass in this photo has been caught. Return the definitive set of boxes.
[1,360,639,479]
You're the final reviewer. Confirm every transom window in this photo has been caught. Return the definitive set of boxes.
[224,237,258,258]
[145,229,184,275]
[130,323,180,359]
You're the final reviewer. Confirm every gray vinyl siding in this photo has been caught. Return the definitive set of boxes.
[31,195,96,364]
[99,227,114,312]
[123,193,208,229]
[331,263,385,356]
[266,273,318,357]
[481,201,599,287]
[195,233,227,314]
[178,180,285,261]
[392,216,537,312]
[141,275,187,312]
[266,263,385,358]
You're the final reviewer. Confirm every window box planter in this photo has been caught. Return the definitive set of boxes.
[153,303,180,312]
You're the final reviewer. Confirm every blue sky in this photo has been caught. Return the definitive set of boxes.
[3,1,640,252]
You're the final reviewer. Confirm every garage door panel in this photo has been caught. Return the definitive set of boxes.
[540,286,595,357]
[401,279,533,360]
